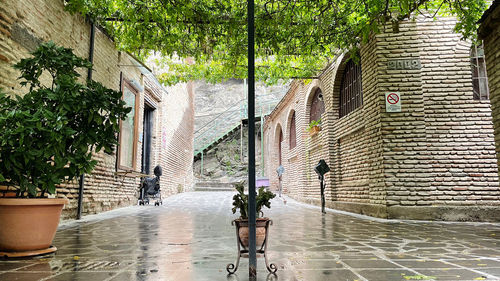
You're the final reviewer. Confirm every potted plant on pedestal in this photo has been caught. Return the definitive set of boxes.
[0,42,131,257]
[231,182,276,247]
[227,182,277,273]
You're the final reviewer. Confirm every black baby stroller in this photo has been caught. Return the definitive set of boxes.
[139,165,163,206]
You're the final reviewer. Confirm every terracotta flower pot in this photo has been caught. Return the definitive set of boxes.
[0,198,68,257]
[236,218,269,249]
[308,125,321,136]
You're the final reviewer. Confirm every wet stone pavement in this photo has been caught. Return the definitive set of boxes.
[1,192,500,281]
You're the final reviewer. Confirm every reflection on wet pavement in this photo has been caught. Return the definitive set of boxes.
[1,191,500,280]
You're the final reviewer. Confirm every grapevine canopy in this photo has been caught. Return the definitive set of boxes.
[65,0,488,85]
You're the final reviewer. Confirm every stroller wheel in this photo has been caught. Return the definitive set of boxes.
[139,201,144,206]
[154,202,159,206]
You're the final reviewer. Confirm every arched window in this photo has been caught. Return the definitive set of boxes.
[309,88,325,122]
[278,128,283,165]
[289,112,296,149]
[471,44,489,100]
[339,60,362,118]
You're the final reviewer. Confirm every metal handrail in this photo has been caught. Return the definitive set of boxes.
[194,93,280,135]
[195,100,277,140]
[194,98,247,135]
[194,99,279,156]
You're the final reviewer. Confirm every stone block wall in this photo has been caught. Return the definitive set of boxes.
[264,81,309,198]
[0,0,194,219]
[162,82,195,194]
[264,16,500,221]
[381,17,499,220]
[480,1,500,183]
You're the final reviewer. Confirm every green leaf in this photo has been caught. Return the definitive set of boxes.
[0,42,129,197]
[27,183,37,197]
[64,0,489,85]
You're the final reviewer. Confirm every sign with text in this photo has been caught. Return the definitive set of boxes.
[385,92,401,113]
[387,59,421,70]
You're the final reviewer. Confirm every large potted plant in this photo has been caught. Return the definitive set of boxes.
[231,182,276,248]
[0,42,130,257]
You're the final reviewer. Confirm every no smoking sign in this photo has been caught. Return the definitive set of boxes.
[385,92,401,113]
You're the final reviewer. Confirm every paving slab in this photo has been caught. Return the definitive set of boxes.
[1,192,500,280]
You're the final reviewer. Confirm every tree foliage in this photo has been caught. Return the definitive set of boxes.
[65,0,488,85]
[0,42,131,197]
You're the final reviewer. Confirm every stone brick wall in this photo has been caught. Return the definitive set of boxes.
[264,16,500,221]
[162,82,195,194]
[0,0,194,219]
[480,1,500,183]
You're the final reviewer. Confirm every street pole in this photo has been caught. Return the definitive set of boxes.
[247,0,257,278]
[260,107,264,176]
[320,175,325,214]
[77,19,96,220]
[241,120,244,162]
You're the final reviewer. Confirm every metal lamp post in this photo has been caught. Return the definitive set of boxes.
[276,165,284,197]
[247,0,257,278]
[314,159,330,214]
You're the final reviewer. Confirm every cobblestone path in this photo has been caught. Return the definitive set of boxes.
[1,192,500,281]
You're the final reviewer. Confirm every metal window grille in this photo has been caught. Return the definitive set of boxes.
[309,88,325,122]
[289,112,296,149]
[339,60,363,118]
[471,44,489,100]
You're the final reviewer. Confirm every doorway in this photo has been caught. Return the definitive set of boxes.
[141,104,154,175]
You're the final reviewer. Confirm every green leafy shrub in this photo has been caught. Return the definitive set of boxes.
[0,42,131,197]
[231,182,276,219]
[306,118,321,132]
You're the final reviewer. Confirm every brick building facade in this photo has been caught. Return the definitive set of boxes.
[264,16,500,221]
[479,0,500,184]
[0,0,194,219]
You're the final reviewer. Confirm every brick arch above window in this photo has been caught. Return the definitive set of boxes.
[289,111,296,149]
[309,88,325,123]
[339,59,362,118]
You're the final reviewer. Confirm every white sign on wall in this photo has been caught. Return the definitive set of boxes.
[385,92,401,113]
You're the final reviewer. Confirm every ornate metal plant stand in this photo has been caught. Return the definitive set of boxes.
[227,219,277,274]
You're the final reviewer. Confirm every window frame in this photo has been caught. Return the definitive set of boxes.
[118,78,140,171]
[278,127,283,165]
[339,59,363,118]
[471,43,489,101]
[309,88,325,123]
[289,111,296,149]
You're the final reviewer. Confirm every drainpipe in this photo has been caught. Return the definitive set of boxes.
[77,19,95,220]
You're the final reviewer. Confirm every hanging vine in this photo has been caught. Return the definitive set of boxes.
[64,0,488,85]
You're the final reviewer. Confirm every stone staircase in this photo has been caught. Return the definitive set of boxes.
[193,181,236,192]
[193,98,280,160]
